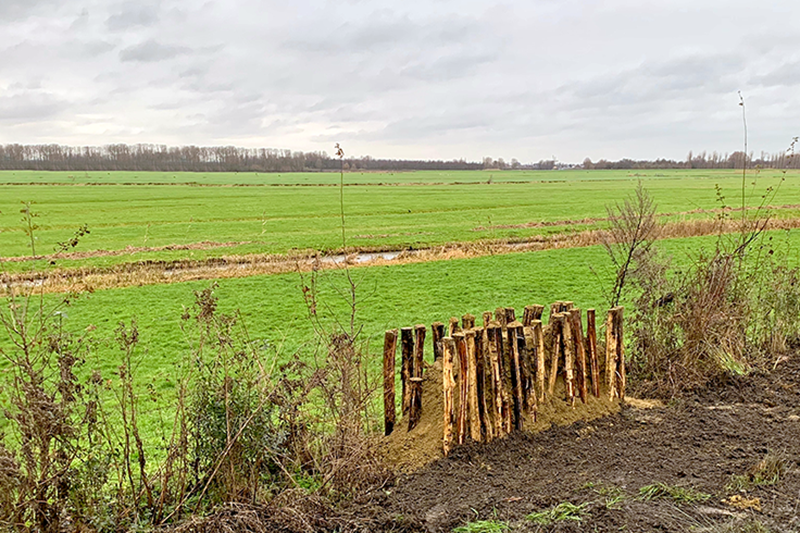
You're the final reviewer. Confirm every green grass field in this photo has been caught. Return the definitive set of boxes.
[1,169,799,273]
[3,169,800,442]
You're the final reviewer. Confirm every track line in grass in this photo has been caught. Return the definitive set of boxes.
[6,215,800,295]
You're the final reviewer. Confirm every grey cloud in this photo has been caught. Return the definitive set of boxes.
[0,93,64,123]
[119,39,189,62]
[107,2,160,31]
[753,60,800,88]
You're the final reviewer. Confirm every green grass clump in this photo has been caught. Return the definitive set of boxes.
[638,482,711,504]
[452,520,510,533]
[526,502,588,524]
[726,453,787,492]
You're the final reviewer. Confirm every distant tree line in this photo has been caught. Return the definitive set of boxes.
[0,143,797,172]
[0,144,483,172]
[583,149,800,170]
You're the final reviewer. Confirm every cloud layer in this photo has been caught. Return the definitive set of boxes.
[1,0,799,162]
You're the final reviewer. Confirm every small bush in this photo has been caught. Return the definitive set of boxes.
[638,482,711,504]
[526,502,588,524]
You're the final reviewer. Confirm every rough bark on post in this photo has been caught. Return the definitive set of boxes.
[605,310,618,399]
[523,326,538,421]
[548,314,563,396]
[487,325,505,437]
[401,327,414,416]
[532,320,546,403]
[465,330,481,441]
[449,317,461,337]
[562,301,574,312]
[498,324,513,434]
[495,307,508,327]
[408,324,426,431]
[383,329,398,436]
[504,307,516,324]
[569,309,588,404]
[562,314,575,404]
[482,311,493,327]
[442,337,456,456]
[549,302,561,323]
[615,307,626,400]
[475,327,492,441]
[431,322,445,362]
[462,313,476,330]
[508,321,524,430]
[523,304,545,326]
[586,309,600,398]
[454,333,469,444]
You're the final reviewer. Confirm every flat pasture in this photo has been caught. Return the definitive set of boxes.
[1,170,799,273]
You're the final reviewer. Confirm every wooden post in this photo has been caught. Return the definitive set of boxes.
[532,320,546,403]
[605,310,618,399]
[462,313,476,330]
[548,314,563,396]
[549,302,561,323]
[495,307,508,328]
[454,333,469,444]
[504,307,516,324]
[523,304,544,326]
[408,325,426,431]
[569,309,588,404]
[487,325,505,437]
[475,327,492,441]
[383,329,398,436]
[508,321,524,430]
[465,330,481,441]
[482,311,493,327]
[401,327,414,416]
[523,326,538,421]
[442,337,456,456]
[615,307,626,400]
[562,314,575,405]
[499,325,513,434]
[431,322,445,361]
[449,317,461,337]
[586,309,600,398]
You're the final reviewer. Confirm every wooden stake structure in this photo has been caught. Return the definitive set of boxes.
[465,329,481,441]
[475,327,492,441]
[495,307,508,327]
[454,332,469,444]
[605,310,618,399]
[508,321,524,430]
[522,326,538,421]
[498,325,513,434]
[482,311,493,327]
[408,325,426,431]
[449,317,461,337]
[431,322,445,362]
[487,324,505,438]
[533,320,546,402]
[442,337,456,456]
[462,313,476,330]
[614,307,626,399]
[400,327,414,416]
[586,309,600,398]
[568,309,588,404]
[383,329,398,436]
[562,314,575,404]
[523,305,544,327]
[504,307,516,324]
[548,314,563,396]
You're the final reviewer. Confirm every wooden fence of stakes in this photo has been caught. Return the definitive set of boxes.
[382,302,627,455]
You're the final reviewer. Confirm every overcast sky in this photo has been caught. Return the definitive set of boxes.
[1,0,798,162]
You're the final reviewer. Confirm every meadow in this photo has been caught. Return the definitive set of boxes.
[3,168,800,438]
[1,169,799,274]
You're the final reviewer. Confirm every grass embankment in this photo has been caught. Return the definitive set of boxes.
[1,171,799,273]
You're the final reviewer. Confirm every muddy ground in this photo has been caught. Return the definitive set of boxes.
[338,352,800,532]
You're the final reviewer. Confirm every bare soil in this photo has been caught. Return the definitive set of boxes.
[340,352,800,532]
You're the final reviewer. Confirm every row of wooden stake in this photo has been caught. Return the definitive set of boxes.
[383,303,626,455]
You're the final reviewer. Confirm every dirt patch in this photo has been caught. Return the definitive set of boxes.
[350,352,800,532]
[383,360,621,474]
